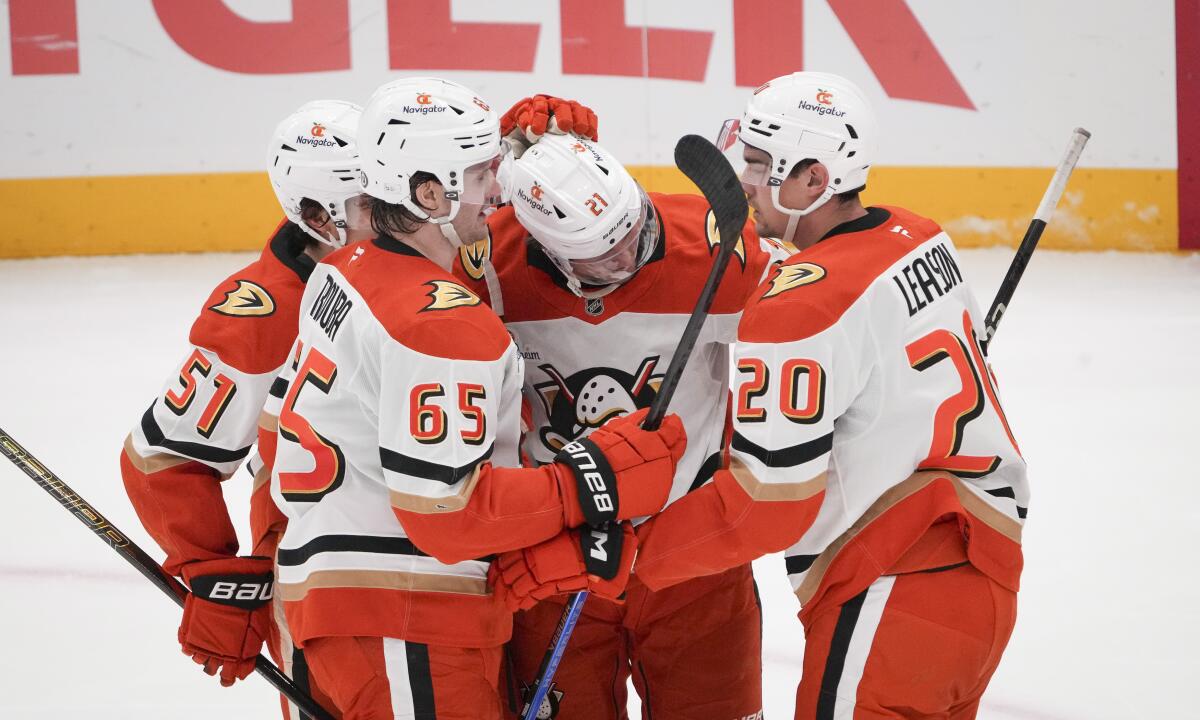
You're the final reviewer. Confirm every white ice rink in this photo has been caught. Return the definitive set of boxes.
[1,247,1197,719]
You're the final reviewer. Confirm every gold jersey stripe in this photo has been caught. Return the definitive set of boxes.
[794,470,1023,605]
[278,568,489,601]
[388,465,483,514]
[122,434,192,475]
[729,456,826,501]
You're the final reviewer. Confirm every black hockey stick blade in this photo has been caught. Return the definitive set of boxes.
[643,135,749,431]
[0,428,336,720]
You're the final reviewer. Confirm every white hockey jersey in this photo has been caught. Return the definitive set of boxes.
[122,221,315,573]
[635,206,1027,614]
[454,193,786,507]
[270,236,583,648]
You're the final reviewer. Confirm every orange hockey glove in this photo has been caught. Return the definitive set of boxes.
[500,94,599,157]
[553,408,686,528]
[178,556,273,687]
[490,522,636,611]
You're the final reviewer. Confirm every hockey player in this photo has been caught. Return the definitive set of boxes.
[267,77,686,720]
[466,127,786,719]
[120,100,372,711]
[629,72,1028,718]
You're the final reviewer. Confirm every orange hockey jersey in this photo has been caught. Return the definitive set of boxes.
[454,193,784,504]
[269,236,596,649]
[634,206,1027,616]
[121,221,314,575]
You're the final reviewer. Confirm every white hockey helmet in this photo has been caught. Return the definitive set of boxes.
[266,100,366,247]
[719,72,877,219]
[357,77,508,241]
[508,133,657,296]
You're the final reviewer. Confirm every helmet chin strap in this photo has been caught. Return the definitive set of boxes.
[435,218,464,247]
[771,183,836,246]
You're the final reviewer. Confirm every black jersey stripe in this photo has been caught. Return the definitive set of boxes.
[278,534,427,565]
[141,403,252,464]
[785,554,819,575]
[686,450,723,493]
[269,376,289,399]
[732,430,833,469]
[276,533,494,567]
[985,486,1016,499]
[379,443,494,486]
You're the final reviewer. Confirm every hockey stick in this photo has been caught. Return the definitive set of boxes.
[981,127,1090,353]
[0,428,336,720]
[520,134,749,720]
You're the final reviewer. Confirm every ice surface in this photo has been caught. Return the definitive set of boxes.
[1,248,1196,718]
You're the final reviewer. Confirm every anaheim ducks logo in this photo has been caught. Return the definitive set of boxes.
[533,357,663,452]
[458,230,491,281]
[209,280,276,317]
[705,208,746,267]
[762,262,826,298]
[422,280,481,311]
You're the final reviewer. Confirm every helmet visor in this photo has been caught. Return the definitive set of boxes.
[716,118,770,187]
[456,143,512,206]
[554,193,658,287]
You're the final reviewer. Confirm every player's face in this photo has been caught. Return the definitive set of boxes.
[450,150,509,244]
[741,146,788,238]
[568,223,642,285]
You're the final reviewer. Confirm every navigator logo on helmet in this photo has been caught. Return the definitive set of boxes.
[266,99,368,247]
[356,77,510,247]
[717,71,877,245]
[507,134,660,299]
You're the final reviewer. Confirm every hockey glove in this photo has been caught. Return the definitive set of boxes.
[500,94,599,158]
[553,408,686,528]
[179,556,273,687]
[490,522,636,611]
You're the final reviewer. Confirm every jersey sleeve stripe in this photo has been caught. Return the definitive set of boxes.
[277,533,494,567]
[732,430,833,469]
[686,450,723,493]
[729,456,826,501]
[122,434,194,475]
[140,403,253,464]
[785,554,819,575]
[379,443,494,486]
[269,376,289,398]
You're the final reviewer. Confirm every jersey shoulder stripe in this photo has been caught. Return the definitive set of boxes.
[188,221,314,375]
[324,237,511,362]
[740,205,942,343]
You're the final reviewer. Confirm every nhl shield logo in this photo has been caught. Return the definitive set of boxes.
[521,683,564,719]
[584,297,604,316]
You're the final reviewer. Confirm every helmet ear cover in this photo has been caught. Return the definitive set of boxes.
[266,99,366,247]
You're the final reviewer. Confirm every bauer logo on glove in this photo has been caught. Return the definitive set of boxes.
[190,575,274,608]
